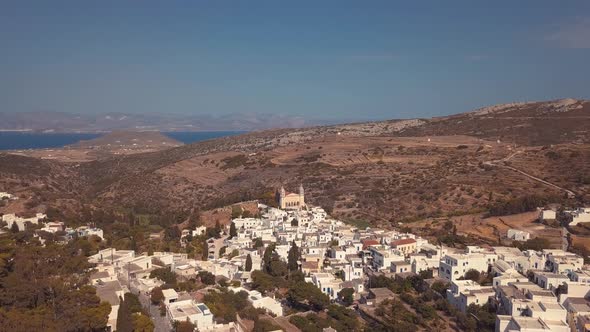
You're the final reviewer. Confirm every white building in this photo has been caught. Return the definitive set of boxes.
[569,208,590,226]
[311,273,343,300]
[440,249,497,281]
[496,315,569,332]
[507,229,531,242]
[531,271,569,291]
[247,290,283,316]
[2,213,47,231]
[458,287,495,313]
[391,261,412,274]
[162,288,179,305]
[369,246,403,271]
[410,253,440,275]
[232,218,263,230]
[76,226,104,240]
[446,280,486,311]
[540,209,556,221]
[166,300,214,330]
[0,192,15,200]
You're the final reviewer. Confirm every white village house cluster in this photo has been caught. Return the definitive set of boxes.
[2,187,590,332]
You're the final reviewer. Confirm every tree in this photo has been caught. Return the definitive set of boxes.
[253,319,282,332]
[338,288,354,306]
[198,271,216,285]
[263,243,276,273]
[253,237,263,248]
[463,269,481,282]
[269,259,288,277]
[164,225,181,241]
[174,320,196,332]
[229,221,237,239]
[202,289,250,323]
[214,221,222,238]
[149,267,177,286]
[287,241,300,272]
[10,222,19,233]
[124,292,143,314]
[231,206,242,219]
[0,237,110,331]
[245,254,253,272]
[251,270,280,294]
[288,281,330,311]
[202,239,209,260]
[116,296,134,332]
[431,281,448,296]
[150,287,164,305]
[133,313,154,332]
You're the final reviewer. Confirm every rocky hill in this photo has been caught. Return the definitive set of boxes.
[399,98,590,145]
[70,130,183,150]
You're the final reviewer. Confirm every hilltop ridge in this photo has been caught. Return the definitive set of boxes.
[0,98,588,232]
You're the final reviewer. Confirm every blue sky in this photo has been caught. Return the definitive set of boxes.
[1,1,590,121]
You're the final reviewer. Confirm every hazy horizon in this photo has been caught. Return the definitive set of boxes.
[2,1,590,120]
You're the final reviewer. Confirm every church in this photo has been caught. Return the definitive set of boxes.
[278,185,305,210]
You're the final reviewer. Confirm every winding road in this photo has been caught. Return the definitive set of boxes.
[484,150,576,199]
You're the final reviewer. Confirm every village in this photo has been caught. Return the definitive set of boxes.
[2,186,590,332]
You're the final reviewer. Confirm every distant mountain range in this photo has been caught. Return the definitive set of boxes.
[0,111,335,132]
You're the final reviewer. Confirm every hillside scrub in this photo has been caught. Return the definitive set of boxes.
[487,194,557,217]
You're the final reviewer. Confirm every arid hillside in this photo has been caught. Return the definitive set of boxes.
[1,99,589,231]
[400,98,590,145]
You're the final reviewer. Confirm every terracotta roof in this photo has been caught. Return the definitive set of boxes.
[391,238,416,247]
[361,239,380,249]
[301,261,319,270]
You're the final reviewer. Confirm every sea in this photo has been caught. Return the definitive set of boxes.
[0,131,246,150]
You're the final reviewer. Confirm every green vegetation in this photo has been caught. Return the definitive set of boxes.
[338,287,354,306]
[367,273,489,331]
[253,237,264,248]
[287,281,330,311]
[150,287,164,304]
[253,319,283,332]
[221,154,249,170]
[172,320,196,332]
[229,221,237,238]
[202,288,273,326]
[287,241,301,272]
[487,194,556,217]
[117,293,151,332]
[203,289,250,323]
[0,233,111,331]
[251,270,288,293]
[289,305,360,331]
[245,254,253,271]
[374,299,423,331]
[436,220,469,247]
[198,271,216,285]
[343,218,372,229]
[150,267,177,286]
[514,237,552,251]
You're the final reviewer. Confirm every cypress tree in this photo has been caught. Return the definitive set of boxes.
[288,241,300,272]
[245,254,252,272]
[229,222,237,239]
[116,295,134,332]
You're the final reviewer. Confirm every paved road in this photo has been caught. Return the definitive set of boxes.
[136,290,171,332]
[210,234,229,259]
